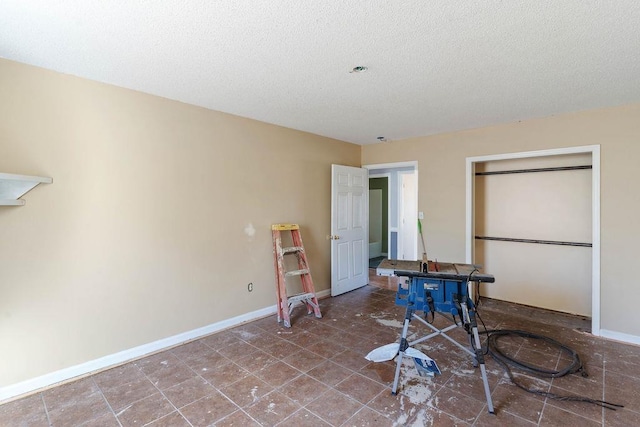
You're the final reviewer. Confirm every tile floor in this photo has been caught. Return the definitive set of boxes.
[2,272,640,426]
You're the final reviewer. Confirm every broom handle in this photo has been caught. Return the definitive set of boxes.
[418,219,427,256]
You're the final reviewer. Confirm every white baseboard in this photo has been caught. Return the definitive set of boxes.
[1,289,333,403]
[315,289,331,299]
[1,291,327,404]
[599,329,640,346]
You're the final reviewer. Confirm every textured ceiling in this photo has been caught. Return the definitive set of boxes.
[1,1,639,145]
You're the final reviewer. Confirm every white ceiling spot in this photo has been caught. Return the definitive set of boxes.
[1,1,639,145]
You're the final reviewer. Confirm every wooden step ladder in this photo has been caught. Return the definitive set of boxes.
[272,224,322,328]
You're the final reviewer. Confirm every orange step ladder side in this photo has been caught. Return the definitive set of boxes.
[271,223,322,328]
[272,227,286,324]
[291,228,322,318]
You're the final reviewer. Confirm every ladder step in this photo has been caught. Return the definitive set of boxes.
[285,269,310,277]
[272,223,299,231]
[287,292,316,304]
[282,246,304,254]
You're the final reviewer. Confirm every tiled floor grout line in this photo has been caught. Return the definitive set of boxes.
[144,380,194,427]
[354,376,396,424]
[211,326,328,424]
[537,398,546,427]
[102,365,166,422]
[300,386,342,427]
[360,390,389,425]
[236,408,264,426]
[601,363,607,425]
[433,381,483,425]
[345,405,390,427]
[276,405,324,427]
[39,392,52,427]
[484,409,536,427]
[272,405,305,426]
[182,363,248,425]
[114,350,228,426]
[208,383,255,425]
[136,364,186,427]
[92,377,124,427]
[254,368,308,425]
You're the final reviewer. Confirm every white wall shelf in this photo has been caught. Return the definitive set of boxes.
[0,173,52,206]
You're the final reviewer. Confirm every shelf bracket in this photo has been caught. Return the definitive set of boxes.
[0,172,53,206]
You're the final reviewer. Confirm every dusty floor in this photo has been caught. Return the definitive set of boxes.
[2,271,640,426]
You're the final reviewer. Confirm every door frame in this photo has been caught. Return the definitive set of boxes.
[364,161,419,261]
[465,145,601,335]
[369,172,391,258]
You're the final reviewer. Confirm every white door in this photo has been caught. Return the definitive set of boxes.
[331,165,368,296]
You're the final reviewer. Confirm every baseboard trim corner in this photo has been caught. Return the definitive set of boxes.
[599,329,640,346]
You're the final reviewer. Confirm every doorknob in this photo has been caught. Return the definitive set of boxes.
[326,235,341,240]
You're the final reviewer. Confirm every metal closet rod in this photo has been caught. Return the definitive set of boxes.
[475,236,592,248]
[475,165,592,176]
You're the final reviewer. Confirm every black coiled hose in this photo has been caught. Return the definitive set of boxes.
[483,329,623,410]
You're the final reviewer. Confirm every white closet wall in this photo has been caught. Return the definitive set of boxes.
[475,153,592,316]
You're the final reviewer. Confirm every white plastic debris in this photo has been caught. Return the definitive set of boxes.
[365,343,441,376]
[365,343,400,362]
[404,347,431,360]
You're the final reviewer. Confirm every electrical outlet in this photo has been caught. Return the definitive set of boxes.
[418,211,424,220]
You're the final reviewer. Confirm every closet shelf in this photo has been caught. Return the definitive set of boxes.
[0,173,52,206]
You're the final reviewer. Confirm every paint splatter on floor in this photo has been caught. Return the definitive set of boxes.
[374,318,404,328]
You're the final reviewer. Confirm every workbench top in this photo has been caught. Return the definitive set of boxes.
[376,258,495,283]
[376,259,422,276]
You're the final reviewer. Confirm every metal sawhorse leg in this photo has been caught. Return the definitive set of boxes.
[391,298,495,414]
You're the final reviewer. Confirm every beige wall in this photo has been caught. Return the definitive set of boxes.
[0,59,360,387]
[362,103,640,337]
[3,55,639,392]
